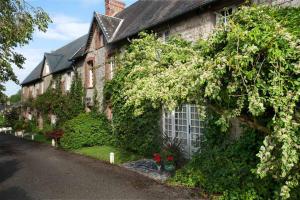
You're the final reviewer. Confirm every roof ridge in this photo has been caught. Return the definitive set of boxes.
[114,0,141,17]
[50,34,87,53]
[95,11,123,20]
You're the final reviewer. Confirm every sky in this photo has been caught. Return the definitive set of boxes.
[4,0,137,96]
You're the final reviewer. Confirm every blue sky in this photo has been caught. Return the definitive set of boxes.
[5,0,137,96]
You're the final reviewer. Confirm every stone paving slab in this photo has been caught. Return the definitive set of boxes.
[122,159,171,182]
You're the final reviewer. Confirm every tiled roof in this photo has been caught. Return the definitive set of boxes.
[89,0,216,44]
[21,34,88,85]
[111,0,216,42]
[95,13,123,42]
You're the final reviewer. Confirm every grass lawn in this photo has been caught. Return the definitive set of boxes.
[73,146,141,164]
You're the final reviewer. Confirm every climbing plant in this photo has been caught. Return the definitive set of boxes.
[117,5,300,199]
[26,72,84,127]
[104,55,161,157]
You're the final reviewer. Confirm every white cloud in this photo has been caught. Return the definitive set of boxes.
[36,14,90,41]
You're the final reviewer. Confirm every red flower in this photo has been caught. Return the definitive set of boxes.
[153,153,161,164]
[167,155,174,161]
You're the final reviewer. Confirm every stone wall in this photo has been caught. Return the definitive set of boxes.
[84,22,108,112]
[168,11,216,41]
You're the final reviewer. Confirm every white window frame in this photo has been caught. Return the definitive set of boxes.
[88,69,94,88]
[109,56,115,80]
[41,82,44,94]
[65,72,72,92]
[215,6,236,26]
[162,104,204,158]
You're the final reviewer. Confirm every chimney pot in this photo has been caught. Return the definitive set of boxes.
[105,0,125,16]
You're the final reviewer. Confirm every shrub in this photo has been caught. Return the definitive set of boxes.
[25,119,38,133]
[60,112,113,149]
[170,126,283,198]
[0,115,6,127]
[104,62,161,157]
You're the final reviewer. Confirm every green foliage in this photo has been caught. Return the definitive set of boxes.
[272,7,300,38]
[4,107,20,128]
[0,115,6,127]
[118,5,300,198]
[60,112,113,149]
[26,73,84,128]
[74,146,141,164]
[104,55,162,157]
[170,120,282,199]
[0,0,51,98]
[34,133,50,144]
[25,118,38,133]
[9,90,21,104]
[67,72,85,119]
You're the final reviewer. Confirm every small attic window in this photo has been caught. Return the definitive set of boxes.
[43,61,50,76]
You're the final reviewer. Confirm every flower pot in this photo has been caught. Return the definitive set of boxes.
[164,164,175,172]
[156,164,162,171]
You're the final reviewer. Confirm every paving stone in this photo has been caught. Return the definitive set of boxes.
[122,159,171,182]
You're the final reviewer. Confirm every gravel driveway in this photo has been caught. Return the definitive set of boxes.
[0,134,197,200]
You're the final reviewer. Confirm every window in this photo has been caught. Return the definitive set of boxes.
[162,30,170,43]
[51,115,57,125]
[216,6,235,26]
[52,82,56,89]
[43,61,50,76]
[163,104,204,158]
[65,72,72,91]
[32,85,36,98]
[158,30,170,43]
[109,56,115,80]
[41,82,44,94]
[86,60,94,88]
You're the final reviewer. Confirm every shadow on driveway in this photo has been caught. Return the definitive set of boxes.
[0,159,20,183]
[0,187,32,200]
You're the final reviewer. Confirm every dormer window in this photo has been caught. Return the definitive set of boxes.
[43,61,50,76]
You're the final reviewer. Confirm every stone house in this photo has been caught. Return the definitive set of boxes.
[21,0,299,157]
[21,35,88,126]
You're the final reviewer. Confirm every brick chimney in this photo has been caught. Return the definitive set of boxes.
[105,0,125,16]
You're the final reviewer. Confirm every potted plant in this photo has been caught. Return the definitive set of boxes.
[164,155,175,173]
[153,153,162,171]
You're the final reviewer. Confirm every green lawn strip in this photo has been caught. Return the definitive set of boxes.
[73,146,141,164]
[33,133,51,144]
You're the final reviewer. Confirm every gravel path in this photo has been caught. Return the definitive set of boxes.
[0,134,197,200]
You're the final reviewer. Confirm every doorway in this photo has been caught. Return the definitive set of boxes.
[163,104,204,158]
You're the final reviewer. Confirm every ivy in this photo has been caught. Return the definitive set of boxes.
[116,5,300,199]
[25,72,84,128]
[104,53,161,157]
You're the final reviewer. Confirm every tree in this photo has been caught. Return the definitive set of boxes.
[0,0,51,97]
[116,5,300,199]
[9,90,21,104]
